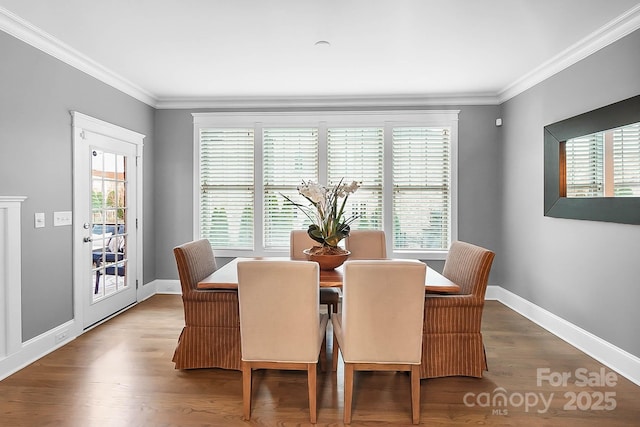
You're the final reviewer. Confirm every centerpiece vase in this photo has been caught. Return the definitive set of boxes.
[303,247,351,270]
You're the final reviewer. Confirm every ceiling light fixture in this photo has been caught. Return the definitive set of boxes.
[314,40,331,48]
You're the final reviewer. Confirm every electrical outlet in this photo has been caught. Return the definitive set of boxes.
[54,329,69,344]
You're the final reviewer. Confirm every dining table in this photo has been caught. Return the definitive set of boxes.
[198,257,460,294]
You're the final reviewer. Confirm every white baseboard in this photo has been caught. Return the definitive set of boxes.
[3,283,638,387]
[484,285,502,301]
[0,320,75,381]
[153,279,181,294]
[486,285,640,386]
[137,280,158,302]
[0,281,176,381]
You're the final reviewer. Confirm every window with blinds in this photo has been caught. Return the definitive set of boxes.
[393,127,451,251]
[263,128,319,249]
[327,128,384,230]
[565,133,604,197]
[565,121,640,198]
[199,128,254,249]
[194,110,458,258]
[613,122,640,196]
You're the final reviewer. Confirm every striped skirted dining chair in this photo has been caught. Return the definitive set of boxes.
[172,239,241,370]
[237,260,328,423]
[421,241,495,379]
[290,229,341,318]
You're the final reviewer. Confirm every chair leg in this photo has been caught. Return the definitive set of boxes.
[327,302,334,318]
[332,332,339,372]
[307,363,317,423]
[483,343,489,371]
[94,271,100,294]
[410,365,420,425]
[319,332,327,373]
[242,361,252,420]
[343,363,354,424]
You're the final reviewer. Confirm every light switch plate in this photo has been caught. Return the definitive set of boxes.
[54,211,73,226]
[35,212,45,228]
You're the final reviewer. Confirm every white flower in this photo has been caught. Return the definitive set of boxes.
[344,181,360,194]
[285,178,361,248]
[299,182,325,204]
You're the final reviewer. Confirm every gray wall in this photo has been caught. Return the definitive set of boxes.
[153,105,503,279]
[8,17,638,364]
[0,31,155,341]
[500,29,640,357]
[153,109,195,277]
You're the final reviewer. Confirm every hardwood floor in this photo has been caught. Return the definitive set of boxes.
[1,295,639,426]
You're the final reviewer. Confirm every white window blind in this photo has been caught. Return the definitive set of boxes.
[613,122,640,196]
[327,128,384,230]
[564,121,639,198]
[565,133,604,197]
[199,128,254,249]
[195,110,458,258]
[263,128,318,249]
[392,127,450,251]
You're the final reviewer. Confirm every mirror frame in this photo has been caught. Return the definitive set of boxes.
[543,94,640,225]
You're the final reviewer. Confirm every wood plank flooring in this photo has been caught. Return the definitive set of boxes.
[1,295,639,426]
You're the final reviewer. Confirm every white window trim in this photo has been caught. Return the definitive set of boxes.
[193,110,459,260]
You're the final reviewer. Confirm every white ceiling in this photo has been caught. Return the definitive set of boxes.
[1,0,639,108]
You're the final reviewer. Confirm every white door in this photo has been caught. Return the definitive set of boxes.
[72,112,144,329]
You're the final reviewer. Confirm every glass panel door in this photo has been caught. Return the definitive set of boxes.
[91,149,129,301]
[73,122,139,329]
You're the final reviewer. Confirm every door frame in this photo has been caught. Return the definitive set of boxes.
[71,111,144,332]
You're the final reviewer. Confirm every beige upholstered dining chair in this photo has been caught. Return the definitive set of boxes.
[344,229,387,259]
[172,239,241,370]
[421,240,495,379]
[332,260,426,424]
[237,260,328,423]
[290,229,341,318]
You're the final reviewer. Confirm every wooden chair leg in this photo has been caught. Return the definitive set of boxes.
[343,363,354,424]
[332,332,339,372]
[319,333,327,372]
[307,363,317,423]
[411,364,420,424]
[242,362,252,421]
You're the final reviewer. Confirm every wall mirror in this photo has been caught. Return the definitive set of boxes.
[564,121,639,198]
[544,94,640,224]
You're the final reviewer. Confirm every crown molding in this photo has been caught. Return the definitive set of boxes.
[0,6,157,107]
[498,4,640,103]
[155,93,500,110]
[2,5,639,109]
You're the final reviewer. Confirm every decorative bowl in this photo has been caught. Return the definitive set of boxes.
[303,249,351,270]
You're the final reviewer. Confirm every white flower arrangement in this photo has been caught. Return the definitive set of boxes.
[284,179,360,249]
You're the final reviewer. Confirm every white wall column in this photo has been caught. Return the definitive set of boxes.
[0,196,26,358]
